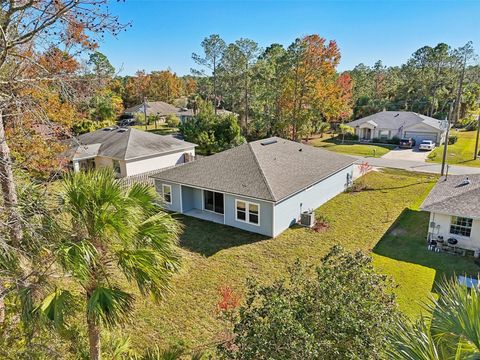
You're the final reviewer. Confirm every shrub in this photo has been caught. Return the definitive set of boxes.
[218,246,398,359]
[448,135,458,145]
[343,132,359,141]
[72,118,115,135]
[389,136,401,145]
[166,114,180,128]
[371,137,381,143]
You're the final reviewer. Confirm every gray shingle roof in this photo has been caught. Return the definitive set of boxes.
[124,101,179,116]
[151,137,355,202]
[421,175,480,219]
[71,128,196,161]
[347,111,448,131]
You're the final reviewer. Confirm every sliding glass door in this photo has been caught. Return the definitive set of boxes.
[203,190,224,214]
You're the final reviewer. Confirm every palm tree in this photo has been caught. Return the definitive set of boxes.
[388,278,480,359]
[38,169,181,360]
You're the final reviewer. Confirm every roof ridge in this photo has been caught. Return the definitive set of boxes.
[248,142,276,201]
[122,128,133,159]
[422,184,480,209]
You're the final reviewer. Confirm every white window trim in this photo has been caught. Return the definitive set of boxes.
[162,184,172,204]
[235,199,261,226]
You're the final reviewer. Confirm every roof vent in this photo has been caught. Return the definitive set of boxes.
[459,177,471,187]
[261,139,277,146]
[394,113,400,117]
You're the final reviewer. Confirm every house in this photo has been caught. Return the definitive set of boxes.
[347,111,448,144]
[123,101,180,123]
[151,137,355,237]
[69,127,196,177]
[421,175,480,257]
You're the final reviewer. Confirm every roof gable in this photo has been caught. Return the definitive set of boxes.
[74,128,196,161]
[152,137,355,202]
[347,111,447,131]
[421,175,480,219]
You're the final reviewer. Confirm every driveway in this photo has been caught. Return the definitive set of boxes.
[381,146,432,161]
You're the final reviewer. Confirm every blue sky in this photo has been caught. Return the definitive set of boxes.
[100,0,480,76]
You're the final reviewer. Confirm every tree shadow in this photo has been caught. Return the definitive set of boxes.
[373,208,479,293]
[320,137,396,150]
[175,215,268,257]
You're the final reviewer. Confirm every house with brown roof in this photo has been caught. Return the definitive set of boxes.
[421,175,480,256]
[151,137,355,237]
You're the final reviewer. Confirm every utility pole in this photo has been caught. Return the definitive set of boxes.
[441,106,453,176]
[475,114,480,160]
[143,96,148,131]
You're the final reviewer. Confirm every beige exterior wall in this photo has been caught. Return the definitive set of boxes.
[429,212,480,252]
[95,156,127,177]
[124,148,195,176]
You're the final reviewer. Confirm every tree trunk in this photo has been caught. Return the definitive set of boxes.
[0,111,23,246]
[87,313,102,360]
[0,285,5,324]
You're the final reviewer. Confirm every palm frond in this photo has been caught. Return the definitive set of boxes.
[141,345,184,360]
[387,315,441,360]
[429,277,480,356]
[116,249,178,299]
[87,286,134,328]
[35,288,75,330]
[56,239,98,282]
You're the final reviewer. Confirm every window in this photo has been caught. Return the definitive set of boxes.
[203,190,224,214]
[450,216,473,237]
[112,160,121,176]
[379,130,390,140]
[236,200,260,225]
[162,184,172,204]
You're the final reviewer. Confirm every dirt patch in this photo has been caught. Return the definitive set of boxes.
[311,221,330,233]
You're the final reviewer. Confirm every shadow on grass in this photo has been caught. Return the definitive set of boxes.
[175,215,267,257]
[373,208,479,292]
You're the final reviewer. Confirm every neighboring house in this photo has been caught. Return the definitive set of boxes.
[151,137,355,237]
[123,101,180,123]
[347,111,448,144]
[69,127,196,177]
[421,175,480,256]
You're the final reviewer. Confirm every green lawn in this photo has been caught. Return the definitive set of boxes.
[309,134,395,157]
[116,169,478,352]
[427,130,480,167]
[133,123,178,135]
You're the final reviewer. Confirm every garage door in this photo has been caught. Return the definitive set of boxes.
[404,131,438,144]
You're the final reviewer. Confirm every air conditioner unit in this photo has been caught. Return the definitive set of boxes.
[300,210,315,227]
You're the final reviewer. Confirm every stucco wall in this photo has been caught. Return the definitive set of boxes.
[95,156,127,177]
[224,194,274,237]
[273,165,354,237]
[125,148,195,176]
[429,212,480,252]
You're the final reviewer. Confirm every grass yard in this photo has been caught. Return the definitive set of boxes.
[117,169,479,352]
[310,134,395,157]
[427,130,480,167]
[133,123,178,135]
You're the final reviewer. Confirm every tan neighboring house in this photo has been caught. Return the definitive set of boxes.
[347,111,448,144]
[421,175,480,257]
[124,101,235,124]
[70,127,196,177]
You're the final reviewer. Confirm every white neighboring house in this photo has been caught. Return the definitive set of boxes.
[69,127,196,177]
[347,111,448,145]
[421,175,480,257]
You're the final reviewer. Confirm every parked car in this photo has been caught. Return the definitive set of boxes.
[419,140,436,151]
[118,118,136,127]
[399,138,416,149]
